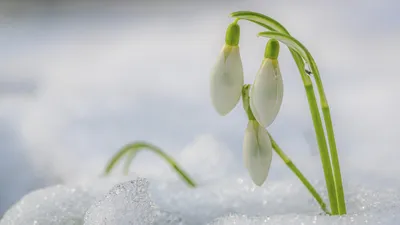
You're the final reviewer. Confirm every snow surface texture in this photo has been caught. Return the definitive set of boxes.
[2,175,399,225]
[84,178,157,225]
[1,134,400,225]
[0,175,135,225]
[1,136,400,225]
[84,178,184,225]
[0,185,94,225]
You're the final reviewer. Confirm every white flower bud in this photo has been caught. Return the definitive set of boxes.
[243,120,273,186]
[210,45,244,115]
[250,58,283,127]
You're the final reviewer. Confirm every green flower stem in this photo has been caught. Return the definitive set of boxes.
[268,132,331,215]
[291,51,339,215]
[242,84,256,120]
[104,142,197,188]
[308,60,346,215]
[230,11,345,214]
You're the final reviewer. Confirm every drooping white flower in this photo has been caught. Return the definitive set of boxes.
[210,21,244,116]
[250,39,283,127]
[243,120,273,186]
[210,45,244,115]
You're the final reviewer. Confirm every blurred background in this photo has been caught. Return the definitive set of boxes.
[1,0,399,216]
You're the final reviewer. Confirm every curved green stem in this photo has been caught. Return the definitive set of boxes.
[231,11,346,214]
[104,142,197,188]
[268,133,331,215]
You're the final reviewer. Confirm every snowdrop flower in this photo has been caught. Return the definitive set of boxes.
[210,21,244,115]
[243,120,273,186]
[250,39,284,127]
[241,86,273,186]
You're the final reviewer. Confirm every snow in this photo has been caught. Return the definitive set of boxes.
[0,175,135,225]
[84,176,400,225]
[209,185,400,225]
[0,185,94,225]
[84,178,156,225]
[1,174,400,225]
[1,135,400,225]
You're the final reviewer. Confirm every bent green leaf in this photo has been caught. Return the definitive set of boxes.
[258,31,313,67]
[104,141,197,188]
[231,11,288,33]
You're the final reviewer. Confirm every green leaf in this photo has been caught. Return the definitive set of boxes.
[258,31,313,67]
[230,11,314,79]
[230,11,313,74]
[230,11,288,34]
[104,142,151,175]
[104,141,197,188]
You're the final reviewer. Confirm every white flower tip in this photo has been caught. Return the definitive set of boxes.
[253,177,266,187]
[248,164,269,186]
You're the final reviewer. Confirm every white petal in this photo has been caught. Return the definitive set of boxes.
[243,120,273,186]
[250,59,284,127]
[210,45,244,115]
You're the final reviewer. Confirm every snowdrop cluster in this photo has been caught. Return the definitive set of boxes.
[210,21,283,186]
[208,11,348,215]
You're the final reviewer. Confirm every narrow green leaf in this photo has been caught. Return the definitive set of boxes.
[104,141,197,188]
[230,12,312,75]
[258,31,313,68]
[231,11,314,76]
[248,20,274,31]
[231,11,288,34]
[104,142,150,175]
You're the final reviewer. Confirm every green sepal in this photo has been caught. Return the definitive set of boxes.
[225,21,240,46]
[264,39,280,59]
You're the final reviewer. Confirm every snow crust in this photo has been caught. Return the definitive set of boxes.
[1,174,400,225]
[1,137,400,225]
